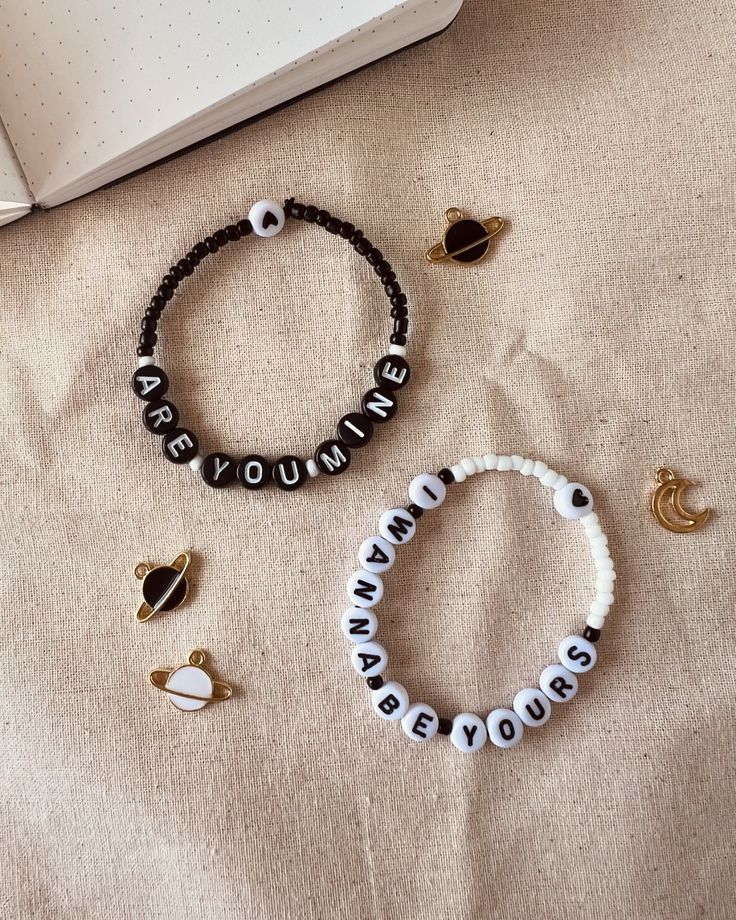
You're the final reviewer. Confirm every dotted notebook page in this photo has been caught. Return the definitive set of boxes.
[0,0,407,203]
[0,118,31,204]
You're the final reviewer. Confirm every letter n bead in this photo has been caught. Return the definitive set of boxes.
[346,570,383,608]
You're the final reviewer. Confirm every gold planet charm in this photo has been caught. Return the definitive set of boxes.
[651,468,710,534]
[425,208,504,265]
[150,649,232,712]
[134,551,191,622]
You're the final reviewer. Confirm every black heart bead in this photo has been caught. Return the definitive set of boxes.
[572,488,589,507]
[262,210,279,229]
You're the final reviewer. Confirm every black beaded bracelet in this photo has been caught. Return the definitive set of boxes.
[131,197,411,491]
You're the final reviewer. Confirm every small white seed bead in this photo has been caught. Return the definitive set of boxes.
[497,456,512,471]
[137,356,155,367]
[552,474,569,490]
[483,454,498,471]
[460,457,475,476]
[596,591,615,605]
[472,456,485,474]
[590,543,611,561]
[594,556,614,572]
[595,575,616,592]
[520,458,536,476]
[587,613,606,630]
[511,455,524,471]
[306,459,320,478]
[590,599,610,618]
[581,512,600,530]
[585,524,604,539]
[450,463,466,483]
[533,460,549,480]
[188,454,204,472]
[540,469,558,487]
[388,343,407,357]
[589,534,609,548]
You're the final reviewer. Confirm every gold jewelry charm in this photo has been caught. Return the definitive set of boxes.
[651,468,710,533]
[150,649,232,711]
[425,208,504,265]
[134,551,191,622]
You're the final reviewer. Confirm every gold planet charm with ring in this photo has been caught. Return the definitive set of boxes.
[150,649,232,711]
[651,468,710,533]
[425,208,504,265]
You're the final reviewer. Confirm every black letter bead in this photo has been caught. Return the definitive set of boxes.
[337,412,374,449]
[361,386,398,423]
[237,454,271,490]
[583,626,601,643]
[131,364,169,402]
[314,439,351,475]
[201,452,237,488]
[272,455,308,491]
[438,468,455,484]
[142,398,179,435]
[374,355,410,391]
[162,428,199,464]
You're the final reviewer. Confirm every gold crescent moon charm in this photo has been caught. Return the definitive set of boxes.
[651,468,710,533]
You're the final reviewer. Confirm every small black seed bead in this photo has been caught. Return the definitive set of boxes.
[437,718,452,735]
[214,229,229,246]
[583,626,601,643]
[205,236,219,253]
[349,228,363,245]
[438,468,455,484]
[139,330,157,347]
[315,209,330,226]
[150,294,165,311]
[366,248,383,266]
[236,218,253,236]
[391,304,408,319]
[225,224,240,241]
[339,221,355,239]
[288,201,305,219]
[393,317,408,335]
[389,333,407,346]
[366,676,384,691]
[177,259,194,277]
[157,283,174,302]
[374,259,391,277]
[391,293,408,308]
[169,265,184,283]
[193,241,209,259]
[145,305,161,320]
[384,281,401,298]
[303,205,318,223]
[141,316,157,332]
[407,504,424,520]
[185,251,200,267]
[162,273,178,290]
[355,238,372,256]
[325,217,342,234]
[137,344,154,357]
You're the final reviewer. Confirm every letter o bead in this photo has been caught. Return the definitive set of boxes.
[371,681,409,721]
[558,635,597,674]
[513,688,552,728]
[401,704,439,742]
[486,708,524,749]
[237,454,271,490]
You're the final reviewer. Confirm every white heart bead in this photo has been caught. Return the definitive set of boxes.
[408,473,447,510]
[401,703,439,742]
[378,508,417,545]
[553,482,594,519]
[450,713,488,752]
[513,688,552,727]
[371,681,409,721]
[248,199,286,237]
[540,664,579,703]
[358,535,396,573]
[558,635,597,673]
[346,569,383,608]
[340,607,378,644]
[486,708,524,749]
[351,641,388,678]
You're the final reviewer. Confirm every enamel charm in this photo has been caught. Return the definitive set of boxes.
[134,551,191,622]
[150,649,232,711]
[425,208,504,265]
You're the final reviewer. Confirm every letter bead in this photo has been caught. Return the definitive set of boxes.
[371,681,409,721]
[350,640,388,678]
[337,412,374,449]
[408,473,447,510]
[201,452,237,488]
[272,455,307,491]
[558,635,597,674]
[131,364,169,402]
[358,536,396,574]
[513,688,552,727]
[142,399,179,435]
[486,709,524,749]
[162,428,199,464]
[247,199,286,237]
[237,454,271,490]
[340,607,378,644]
[539,664,579,703]
[361,387,398,423]
[378,508,417,545]
[553,482,594,520]
[346,570,384,608]
[401,704,439,742]
[450,713,488,753]
[373,355,411,391]
[314,439,351,475]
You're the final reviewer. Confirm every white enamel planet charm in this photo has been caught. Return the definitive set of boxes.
[149,649,232,711]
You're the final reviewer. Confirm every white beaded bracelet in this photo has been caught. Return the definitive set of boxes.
[341,453,616,753]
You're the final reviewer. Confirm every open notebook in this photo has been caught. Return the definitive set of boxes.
[0,0,462,227]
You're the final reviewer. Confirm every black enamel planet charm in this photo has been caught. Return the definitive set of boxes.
[425,208,504,265]
[150,650,232,712]
[134,551,191,622]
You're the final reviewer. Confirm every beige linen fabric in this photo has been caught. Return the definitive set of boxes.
[1,1,735,917]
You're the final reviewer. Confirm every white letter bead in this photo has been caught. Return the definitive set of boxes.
[553,482,594,519]
[358,535,396,573]
[401,704,439,742]
[460,457,475,475]
[486,708,524,749]
[371,681,409,721]
[450,463,466,482]
[346,570,384,608]
[378,508,417,545]
[351,641,388,678]
[247,199,286,237]
[513,688,552,727]
[450,713,488,753]
[539,664,579,703]
[340,607,378,644]
[558,635,597,673]
[408,473,446,510]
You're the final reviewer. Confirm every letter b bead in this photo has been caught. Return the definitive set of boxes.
[371,681,409,721]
